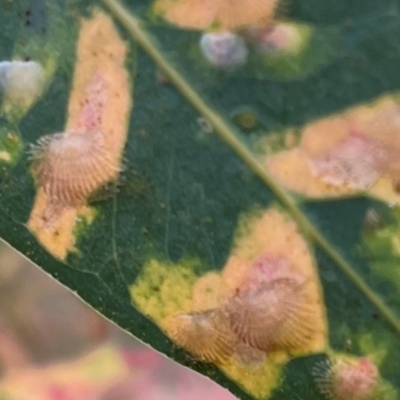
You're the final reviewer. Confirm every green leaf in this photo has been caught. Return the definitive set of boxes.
[1,0,400,398]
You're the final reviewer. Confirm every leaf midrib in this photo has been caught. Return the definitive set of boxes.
[101,0,400,335]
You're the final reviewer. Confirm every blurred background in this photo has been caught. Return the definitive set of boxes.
[0,240,236,400]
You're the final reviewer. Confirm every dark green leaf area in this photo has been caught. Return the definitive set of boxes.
[143,14,400,131]
[363,205,400,313]
[0,0,30,58]
[270,355,326,400]
[289,0,396,25]
[304,199,400,391]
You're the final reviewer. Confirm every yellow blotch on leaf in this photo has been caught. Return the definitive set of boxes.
[192,272,226,312]
[130,259,198,322]
[221,208,328,355]
[27,9,132,260]
[267,148,355,199]
[0,151,11,162]
[267,95,400,205]
[153,0,280,31]
[26,191,95,260]
[129,208,327,399]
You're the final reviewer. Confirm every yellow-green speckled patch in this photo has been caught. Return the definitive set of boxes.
[0,125,23,167]
[222,356,283,399]
[130,258,198,322]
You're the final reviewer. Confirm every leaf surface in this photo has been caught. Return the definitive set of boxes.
[0,0,400,398]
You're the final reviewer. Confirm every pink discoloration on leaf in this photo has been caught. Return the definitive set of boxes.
[267,96,400,202]
[240,253,305,292]
[335,358,379,400]
[220,209,327,361]
[307,133,386,190]
[314,356,380,400]
[75,72,109,132]
[255,23,301,53]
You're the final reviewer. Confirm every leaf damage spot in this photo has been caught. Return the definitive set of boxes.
[246,22,309,55]
[241,22,339,81]
[267,96,400,205]
[312,354,394,400]
[153,1,336,78]
[27,10,132,260]
[307,133,383,190]
[130,258,198,321]
[130,258,281,400]
[130,208,327,399]
[267,148,355,198]
[152,0,280,32]
[220,208,327,356]
[192,272,225,311]
[231,107,259,131]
